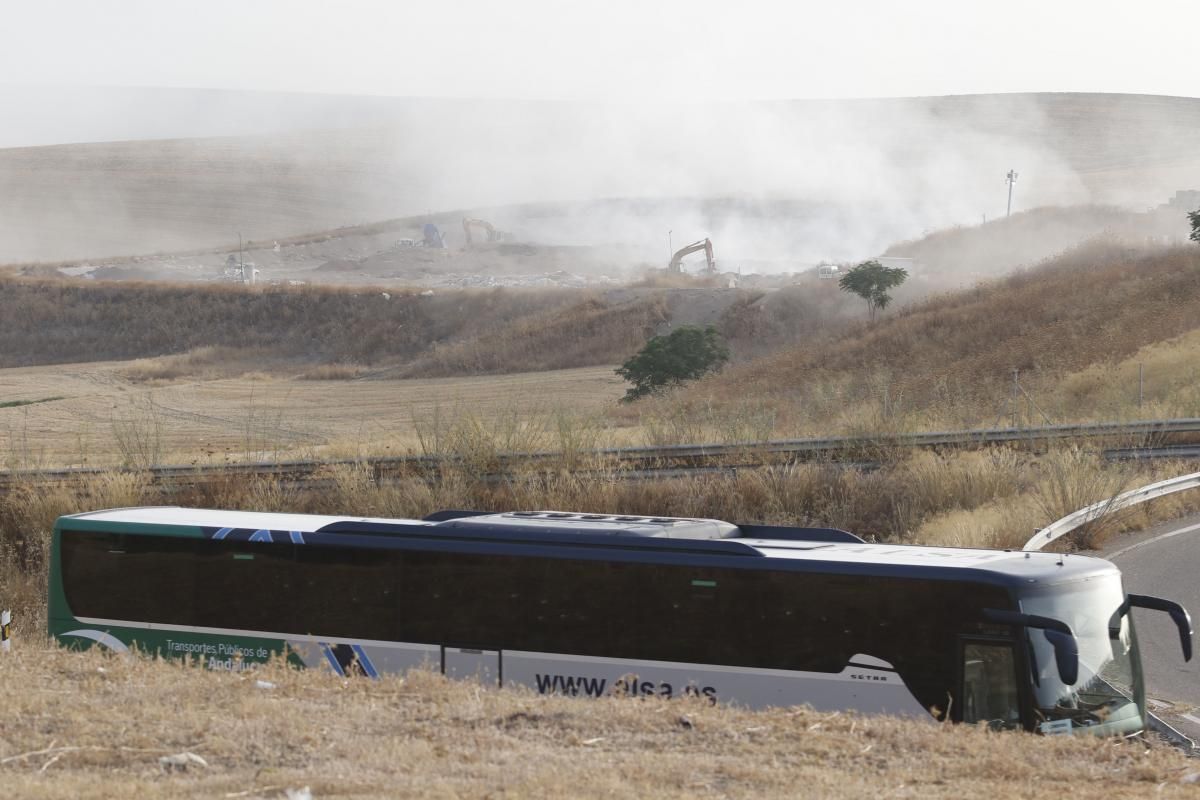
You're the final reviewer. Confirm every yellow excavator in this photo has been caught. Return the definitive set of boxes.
[462,218,503,245]
[668,238,716,273]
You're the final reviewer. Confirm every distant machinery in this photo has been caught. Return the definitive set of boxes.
[817,257,913,280]
[668,238,716,273]
[222,253,259,285]
[462,218,506,245]
[423,223,446,249]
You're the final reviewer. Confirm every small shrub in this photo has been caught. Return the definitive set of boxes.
[298,363,362,380]
[616,326,730,402]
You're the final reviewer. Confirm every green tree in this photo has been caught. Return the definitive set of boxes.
[838,259,909,322]
[616,325,730,402]
[1189,209,1200,243]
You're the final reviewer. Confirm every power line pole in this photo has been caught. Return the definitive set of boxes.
[668,230,673,260]
[1005,169,1019,217]
[1010,369,1020,427]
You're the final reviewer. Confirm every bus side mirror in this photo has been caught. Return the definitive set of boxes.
[1122,594,1193,662]
[983,608,1079,686]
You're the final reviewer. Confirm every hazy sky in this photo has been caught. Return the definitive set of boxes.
[3,0,1198,101]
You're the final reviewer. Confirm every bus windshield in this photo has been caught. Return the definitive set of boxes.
[1021,575,1145,736]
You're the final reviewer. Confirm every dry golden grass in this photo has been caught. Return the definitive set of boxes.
[121,347,282,383]
[1049,328,1200,421]
[0,644,1195,799]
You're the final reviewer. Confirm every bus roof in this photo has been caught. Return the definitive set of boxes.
[61,506,432,533]
[58,506,1115,586]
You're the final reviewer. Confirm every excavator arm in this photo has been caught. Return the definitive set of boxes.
[462,218,499,245]
[668,238,715,273]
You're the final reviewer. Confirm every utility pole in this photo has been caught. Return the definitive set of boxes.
[1005,169,1019,217]
[1010,369,1020,428]
[668,230,673,260]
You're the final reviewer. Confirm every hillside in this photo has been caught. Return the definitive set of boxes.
[679,240,1200,432]
[3,92,1199,265]
[884,204,1192,284]
[0,280,738,375]
[0,273,868,376]
[0,280,591,369]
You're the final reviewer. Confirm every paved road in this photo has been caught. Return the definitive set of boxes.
[1102,514,1200,741]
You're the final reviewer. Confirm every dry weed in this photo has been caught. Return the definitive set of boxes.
[109,396,166,469]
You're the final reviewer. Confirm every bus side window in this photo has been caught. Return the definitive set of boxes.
[60,532,196,626]
[961,641,1020,729]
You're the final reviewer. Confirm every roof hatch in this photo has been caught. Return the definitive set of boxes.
[433,510,740,540]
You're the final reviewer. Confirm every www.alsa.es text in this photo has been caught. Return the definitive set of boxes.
[533,672,717,700]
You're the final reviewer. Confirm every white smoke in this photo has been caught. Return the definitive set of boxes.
[0,88,1197,266]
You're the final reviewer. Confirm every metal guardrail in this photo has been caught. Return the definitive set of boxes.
[1147,711,1197,755]
[1104,444,1200,462]
[637,417,1200,459]
[4,417,1200,494]
[1023,471,1200,551]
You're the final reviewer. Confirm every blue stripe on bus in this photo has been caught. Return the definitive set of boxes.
[351,644,379,678]
[212,527,234,540]
[249,529,272,543]
[319,642,345,676]
[289,530,305,544]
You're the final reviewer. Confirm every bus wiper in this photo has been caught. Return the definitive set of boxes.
[1120,594,1193,662]
[983,609,1079,686]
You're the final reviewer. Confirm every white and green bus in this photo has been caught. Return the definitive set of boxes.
[49,507,1193,735]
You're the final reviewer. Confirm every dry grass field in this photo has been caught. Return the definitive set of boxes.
[1,645,1196,799]
[0,359,627,469]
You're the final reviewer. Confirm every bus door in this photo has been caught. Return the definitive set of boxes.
[959,637,1021,730]
[444,647,501,686]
